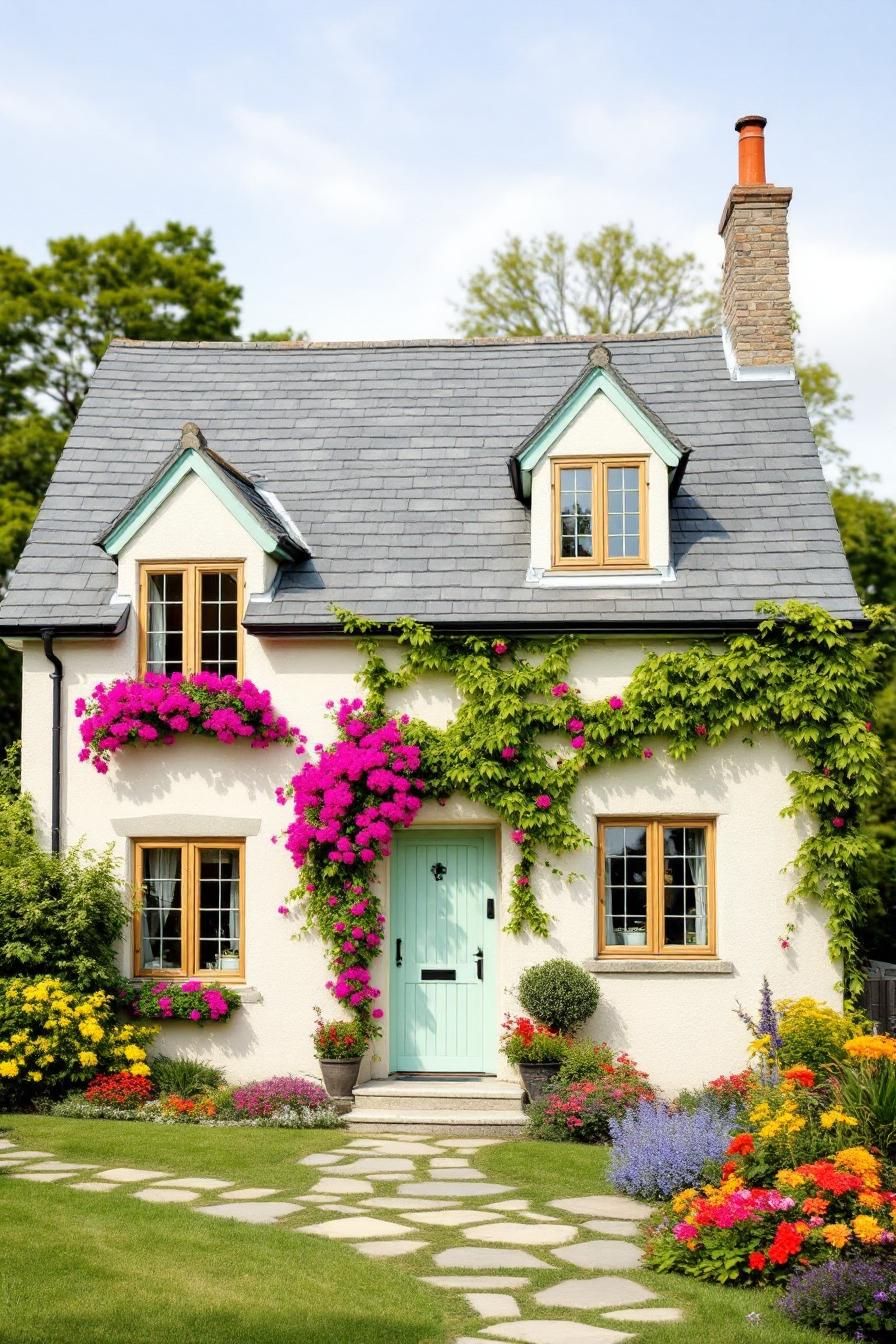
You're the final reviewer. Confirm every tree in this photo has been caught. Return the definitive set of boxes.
[0,223,245,748]
[247,326,308,342]
[456,226,716,338]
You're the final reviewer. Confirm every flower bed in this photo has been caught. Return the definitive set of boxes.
[76,671,301,772]
[121,980,240,1022]
[609,1099,738,1200]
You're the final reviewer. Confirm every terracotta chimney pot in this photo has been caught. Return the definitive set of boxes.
[735,114,767,185]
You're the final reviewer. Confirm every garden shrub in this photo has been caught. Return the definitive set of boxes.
[500,1016,568,1065]
[676,1070,757,1121]
[149,1055,226,1098]
[230,1075,330,1118]
[609,1099,738,1200]
[48,1093,344,1128]
[85,1072,154,1109]
[517,959,599,1033]
[528,1050,654,1142]
[0,781,130,991]
[556,1040,617,1084]
[0,977,156,1107]
[777,997,868,1075]
[779,1259,896,1340]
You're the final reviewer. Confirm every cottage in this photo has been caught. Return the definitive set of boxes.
[0,117,863,1105]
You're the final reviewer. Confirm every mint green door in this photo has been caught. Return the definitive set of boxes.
[389,829,497,1074]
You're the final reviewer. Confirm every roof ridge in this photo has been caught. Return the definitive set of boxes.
[109,328,720,352]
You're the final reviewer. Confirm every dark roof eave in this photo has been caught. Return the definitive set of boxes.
[0,606,131,640]
[244,614,871,639]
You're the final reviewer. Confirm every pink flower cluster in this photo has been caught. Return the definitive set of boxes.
[76,671,301,772]
[325,965,383,1017]
[140,981,232,1020]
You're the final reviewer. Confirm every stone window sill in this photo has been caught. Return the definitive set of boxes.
[127,980,262,1003]
[582,958,734,975]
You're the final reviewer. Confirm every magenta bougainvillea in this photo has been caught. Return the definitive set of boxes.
[76,671,302,771]
[276,698,425,1037]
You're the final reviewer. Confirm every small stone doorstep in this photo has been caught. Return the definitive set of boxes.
[96,1168,173,1183]
[549,1196,651,1220]
[553,1240,642,1271]
[218,1186,282,1200]
[405,1209,507,1227]
[481,1325,632,1343]
[535,1276,656,1310]
[603,1308,683,1323]
[434,1248,548,1270]
[354,1240,429,1258]
[133,1188,199,1204]
[198,1202,299,1224]
[582,957,734,975]
[465,1292,521,1319]
[464,1222,578,1247]
[400,1181,514,1198]
[297,1215,415,1240]
[153,1177,233,1190]
[420,1277,530,1290]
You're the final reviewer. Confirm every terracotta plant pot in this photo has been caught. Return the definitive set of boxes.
[319,1057,363,1099]
[518,1060,563,1105]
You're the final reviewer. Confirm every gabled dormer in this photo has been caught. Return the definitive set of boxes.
[510,347,689,587]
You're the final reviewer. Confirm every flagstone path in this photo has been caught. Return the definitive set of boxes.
[0,1131,685,1342]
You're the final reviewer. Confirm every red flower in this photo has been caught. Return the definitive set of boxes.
[832,816,845,829]
[721,1161,738,1180]
[783,1065,815,1088]
[492,641,508,655]
[768,1222,803,1265]
[748,1251,767,1272]
[726,1133,755,1156]
[695,723,707,737]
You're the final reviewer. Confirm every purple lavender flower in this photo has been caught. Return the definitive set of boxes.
[781,1261,896,1339]
[608,1099,737,1201]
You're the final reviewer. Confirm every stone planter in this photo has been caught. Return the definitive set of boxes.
[518,1060,562,1105]
[319,1057,363,1099]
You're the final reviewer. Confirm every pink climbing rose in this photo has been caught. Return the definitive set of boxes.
[492,640,508,655]
[608,696,624,710]
[551,683,570,697]
[535,794,552,810]
[511,828,526,844]
[501,746,517,760]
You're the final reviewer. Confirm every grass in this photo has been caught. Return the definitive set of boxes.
[1,1116,833,1344]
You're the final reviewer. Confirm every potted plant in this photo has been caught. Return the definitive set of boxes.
[501,1015,568,1102]
[621,923,647,947]
[217,948,240,973]
[312,1010,367,1098]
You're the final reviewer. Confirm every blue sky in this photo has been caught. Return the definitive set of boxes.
[2,1,894,487]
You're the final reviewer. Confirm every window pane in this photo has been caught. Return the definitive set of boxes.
[603,825,648,946]
[558,467,593,560]
[197,848,241,971]
[199,571,240,677]
[146,573,185,674]
[605,466,641,560]
[140,849,182,970]
[663,826,708,947]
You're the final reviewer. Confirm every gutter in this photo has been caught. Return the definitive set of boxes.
[40,631,63,856]
[243,615,872,639]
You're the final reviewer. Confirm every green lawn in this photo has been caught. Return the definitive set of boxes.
[1,1117,831,1344]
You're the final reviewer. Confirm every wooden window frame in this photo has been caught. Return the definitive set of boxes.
[597,817,716,958]
[137,560,245,678]
[133,838,246,982]
[551,457,649,570]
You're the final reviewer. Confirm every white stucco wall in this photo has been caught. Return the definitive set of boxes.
[17,472,841,1094]
[529,390,671,572]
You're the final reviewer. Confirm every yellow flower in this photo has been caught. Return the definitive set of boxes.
[843,1034,896,1062]
[0,1060,19,1078]
[822,1222,851,1248]
[10,1032,27,1046]
[747,1035,771,1058]
[852,1214,883,1244]
[122,1044,145,1062]
[27,1070,42,1082]
[749,1101,772,1122]
[78,1019,104,1043]
[78,1050,98,1068]
[128,1062,151,1077]
[834,1147,880,1176]
[820,1108,859,1129]
[858,1191,884,1209]
[672,1189,696,1213]
[777,1169,807,1189]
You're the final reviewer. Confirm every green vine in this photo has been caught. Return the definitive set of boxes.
[334,602,889,997]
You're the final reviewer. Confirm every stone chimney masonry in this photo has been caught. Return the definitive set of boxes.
[719,115,795,380]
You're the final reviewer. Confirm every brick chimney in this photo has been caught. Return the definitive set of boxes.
[719,115,795,379]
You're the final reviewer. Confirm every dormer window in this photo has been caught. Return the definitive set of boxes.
[552,458,647,570]
[139,562,243,678]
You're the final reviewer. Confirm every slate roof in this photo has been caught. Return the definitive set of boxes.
[0,332,863,636]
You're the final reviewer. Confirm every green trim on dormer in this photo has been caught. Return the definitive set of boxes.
[515,366,684,501]
[100,447,295,559]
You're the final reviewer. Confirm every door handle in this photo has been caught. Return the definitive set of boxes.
[396,938,403,967]
[475,946,483,981]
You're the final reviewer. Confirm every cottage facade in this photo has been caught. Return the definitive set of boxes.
[0,118,863,1093]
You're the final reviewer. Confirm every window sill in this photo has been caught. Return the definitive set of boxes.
[582,958,734,975]
[526,565,675,589]
[127,980,262,1003]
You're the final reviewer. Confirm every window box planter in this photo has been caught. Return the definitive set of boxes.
[217,952,241,973]
[618,927,647,947]
[319,1057,363,1099]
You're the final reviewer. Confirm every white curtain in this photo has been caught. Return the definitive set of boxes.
[686,841,708,946]
[223,852,240,948]
[147,575,167,672]
[143,848,181,967]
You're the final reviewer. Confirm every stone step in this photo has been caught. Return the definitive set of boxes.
[352,1080,524,1115]
[345,1108,528,1138]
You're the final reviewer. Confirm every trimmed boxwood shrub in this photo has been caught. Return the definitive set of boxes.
[517,959,599,1033]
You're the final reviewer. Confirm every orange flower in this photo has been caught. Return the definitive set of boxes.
[783,1065,815,1088]
[821,1223,851,1248]
[801,1197,829,1216]
[726,1133,754,1156]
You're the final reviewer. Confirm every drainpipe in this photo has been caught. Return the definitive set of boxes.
[40,629,63,855]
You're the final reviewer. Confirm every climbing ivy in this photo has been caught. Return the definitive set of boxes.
[333,601,888,998]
